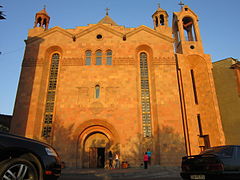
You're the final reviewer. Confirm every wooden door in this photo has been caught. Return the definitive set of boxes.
[89,147,97,168]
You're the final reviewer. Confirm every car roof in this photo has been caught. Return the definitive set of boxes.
[0,132,51,148]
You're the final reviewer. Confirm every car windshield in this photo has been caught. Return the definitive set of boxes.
[200,146,233,157]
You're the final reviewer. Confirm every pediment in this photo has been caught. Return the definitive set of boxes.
[174,5,198,20]
[26,26,73,44]
[75,24,124,39]
[126,25,174,43]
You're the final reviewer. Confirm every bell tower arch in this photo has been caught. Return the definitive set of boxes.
[152,4,172,37]
[34,6,50,30]
[172,5,203,54]
[152,4,169,29]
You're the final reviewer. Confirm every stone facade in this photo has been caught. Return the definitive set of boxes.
[11,5,225,168]
[213,58,240,145]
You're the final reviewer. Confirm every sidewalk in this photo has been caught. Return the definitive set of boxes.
[61,166,181,179]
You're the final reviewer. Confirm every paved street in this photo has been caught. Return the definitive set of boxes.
[59,166,182,180]
[59,175,182,180]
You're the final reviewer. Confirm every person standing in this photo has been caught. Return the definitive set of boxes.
[146,148,152,165]
[108,151,113,169]
[115,152,120,168]
[144,152,149,169]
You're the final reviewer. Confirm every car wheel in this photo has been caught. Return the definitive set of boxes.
[0,158,38,180]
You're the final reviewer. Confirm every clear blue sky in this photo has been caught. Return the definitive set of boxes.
[0,0,239,115]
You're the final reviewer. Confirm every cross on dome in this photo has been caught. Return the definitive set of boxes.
[179,0,184,8]
[105,8,110,15]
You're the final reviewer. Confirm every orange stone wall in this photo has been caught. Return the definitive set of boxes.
[11,6,225,168]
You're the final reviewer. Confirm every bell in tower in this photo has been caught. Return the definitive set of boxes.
[152,4,169,29]
[172,3,203,54]
[152,4,171,37]
[34,6,50,30]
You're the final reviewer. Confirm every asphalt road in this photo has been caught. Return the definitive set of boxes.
[59,175,182,180]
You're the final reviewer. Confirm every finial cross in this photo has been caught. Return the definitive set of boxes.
[179,0,184,8]
[105,8,110,15]
[43,5,46,10]
[157,3,160,9]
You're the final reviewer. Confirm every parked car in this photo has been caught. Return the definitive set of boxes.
[0,132,61,180]
[180,145,240,180]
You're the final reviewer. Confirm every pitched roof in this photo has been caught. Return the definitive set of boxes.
[98,15,118,26]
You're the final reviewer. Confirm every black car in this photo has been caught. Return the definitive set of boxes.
[180,145,240,180]
[0,132,61,180]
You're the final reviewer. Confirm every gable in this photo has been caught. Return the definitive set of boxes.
[75,24,124,39]
[26,26,73,44]
[126,25,174,43]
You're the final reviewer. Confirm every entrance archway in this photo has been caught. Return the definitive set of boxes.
[75,120,120,168]
[84,132,109,168]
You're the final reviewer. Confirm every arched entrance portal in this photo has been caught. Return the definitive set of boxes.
[75,120,120,168]
[83,132,110,168]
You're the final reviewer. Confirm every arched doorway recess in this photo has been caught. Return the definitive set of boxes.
[75,120,120,168]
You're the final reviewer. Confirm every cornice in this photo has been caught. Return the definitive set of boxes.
[114,57,135,65]
[75,24,124,39]
[26,26,74,44]
[126,25,174,43]
[152,56,176,65]
[61,58,84,66]
[22,58,45,67]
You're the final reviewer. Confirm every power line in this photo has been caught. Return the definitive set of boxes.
[0,47,24,56]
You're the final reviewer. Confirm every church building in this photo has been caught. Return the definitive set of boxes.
[11,4,225,168]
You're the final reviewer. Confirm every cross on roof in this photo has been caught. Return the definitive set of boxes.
[179,0,184,8]
[157,3,160,9]
[105,8,110,15]
[43,5,46,10]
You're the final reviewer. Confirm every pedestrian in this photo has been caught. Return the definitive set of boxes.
[115,152,120,168]
[147,148,152,165]
[144,152,149,169]
[108,151,113,169]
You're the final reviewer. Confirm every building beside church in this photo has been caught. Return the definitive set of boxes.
[212,58,240,145]
[11,5,225,168]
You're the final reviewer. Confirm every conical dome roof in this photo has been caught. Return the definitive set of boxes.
[36,7,49,17]
[98,15,118,26]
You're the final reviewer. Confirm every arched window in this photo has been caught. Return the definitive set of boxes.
[182,17,197,41]
[140,52,152,137]
[160,15,164,25]
[42,53,60,138]
[95,85,100,98]
[37,17,42,27]
[106,50,112,65]
[155,16,158,27]
[96,50,102,65]
[85,50,92,65]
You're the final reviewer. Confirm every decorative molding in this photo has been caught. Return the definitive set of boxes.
[152,56,176,65]
[77,87,89,105]
[105,87,119,110]
[114,58,135,65]
[126,25,174,43]
[90,101,104,114]
[61,58,84,66]
[22,58,44,67]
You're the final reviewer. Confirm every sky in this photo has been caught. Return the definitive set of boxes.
[0,0,239,115]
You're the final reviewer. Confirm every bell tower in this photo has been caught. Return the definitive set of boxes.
[34,6,50,30]
[152,4,169,28]
[172,5,203,54]
[152,4,171,36]
[173,3,225,156]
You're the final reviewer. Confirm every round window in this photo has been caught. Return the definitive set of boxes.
[96,34,103,39]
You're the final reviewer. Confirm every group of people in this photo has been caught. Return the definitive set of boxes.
[108,151,120,169]
[107,149,152,169]
[143,148,152,169]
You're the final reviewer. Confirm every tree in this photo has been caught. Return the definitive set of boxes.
[0,5,6,20]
